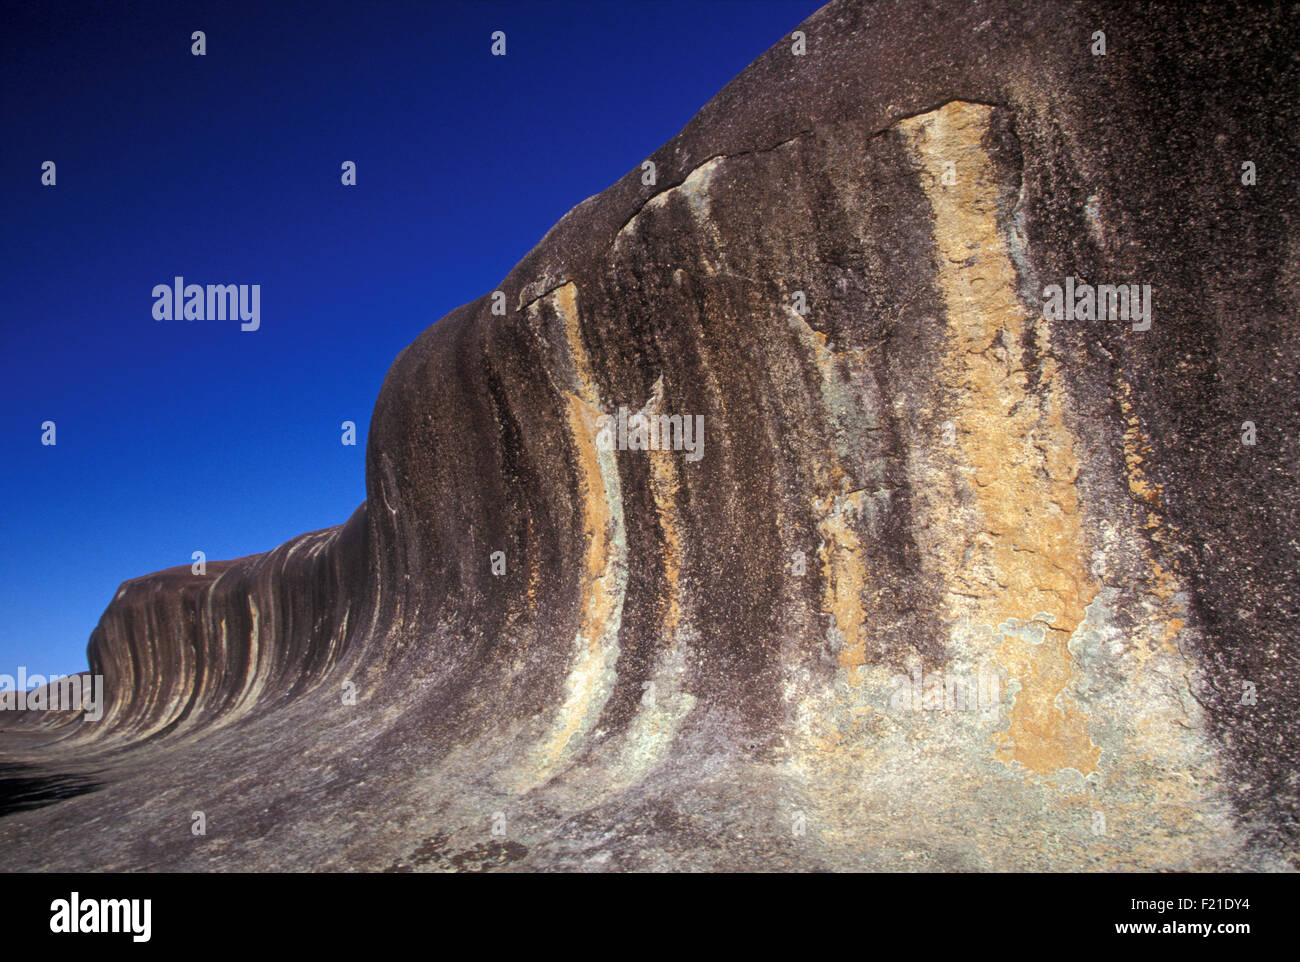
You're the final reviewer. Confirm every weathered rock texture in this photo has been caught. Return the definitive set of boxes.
[2,0,1297,871]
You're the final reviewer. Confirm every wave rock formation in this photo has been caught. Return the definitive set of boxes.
[2,0,1297,871]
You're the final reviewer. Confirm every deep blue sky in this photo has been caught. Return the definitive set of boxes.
[0,0,822,678]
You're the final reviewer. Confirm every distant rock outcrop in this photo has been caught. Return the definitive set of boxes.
[2,0,1297,871]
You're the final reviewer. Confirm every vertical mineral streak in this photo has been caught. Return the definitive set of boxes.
[902,101,1100,776]
[525,282,628,782]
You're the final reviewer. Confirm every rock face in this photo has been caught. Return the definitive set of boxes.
[2,0,1297,871]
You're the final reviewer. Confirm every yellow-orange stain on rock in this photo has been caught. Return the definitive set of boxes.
[786,304,874,678]
[528,283,628,776]
[902,101,1100,776]
[815,492,869,674]
[1117,377,1188,660]
[608,376,700,784]
[1118,378,1166,528]
[644,381,687,638]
